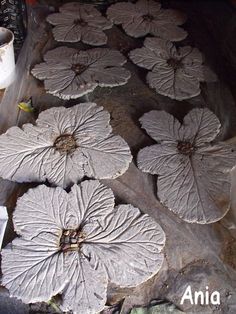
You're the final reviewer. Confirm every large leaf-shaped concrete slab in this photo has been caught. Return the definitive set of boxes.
[129,37,212,100]
[107,0,187,41]
[31,46,131,99]
[0,103,132,188]
[1,180,165,314]
[137,108,236,223]
[47,2,112,46]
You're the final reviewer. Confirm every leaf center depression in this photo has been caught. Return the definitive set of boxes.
[73,18,88,27]
[167,58,183,70]
[71,63,88,74]
[142,14,154,22]
[177,141,195,155]
[54,134,77,154]
[60,229,86,252]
